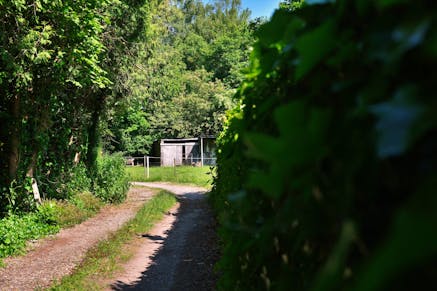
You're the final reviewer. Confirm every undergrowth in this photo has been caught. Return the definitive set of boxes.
[0,213,59,260]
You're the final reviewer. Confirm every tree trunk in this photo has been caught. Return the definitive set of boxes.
[26,150,38,179]
[8,95,20,182]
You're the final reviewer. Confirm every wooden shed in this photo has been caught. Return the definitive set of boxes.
[159,137,216,166]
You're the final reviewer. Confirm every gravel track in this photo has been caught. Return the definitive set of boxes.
[109,182,219,291]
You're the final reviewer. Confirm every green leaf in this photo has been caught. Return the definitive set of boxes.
[245,133,284,162]
[295,19,336,80]
[257,9,293,46]
[370,86,424,158]
[352,176,437,291]
[34,50,52,64]
[376,0,407,9]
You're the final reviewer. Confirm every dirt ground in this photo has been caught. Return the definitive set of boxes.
[0,182,219,291]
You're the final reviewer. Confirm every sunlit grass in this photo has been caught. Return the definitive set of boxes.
[49,190,177,290]
[126,166,214,188]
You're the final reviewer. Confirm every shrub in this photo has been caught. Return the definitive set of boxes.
[93,154,129,203]
[2,179,37,214]
[211,1,437,290]
[0,189,104,260]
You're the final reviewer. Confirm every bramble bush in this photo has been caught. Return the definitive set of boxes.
[211,0,437,290]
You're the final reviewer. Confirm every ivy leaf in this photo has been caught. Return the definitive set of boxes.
[370,86,424,158]
[295,19,336,80]
[352,176,437,291]
[376,0,408,9]
[245,133,284,163]
[257,10,292,46]
[274,101,330,165]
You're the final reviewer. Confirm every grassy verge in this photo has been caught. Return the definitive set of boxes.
[41,192,105,228]
[50,190,177,290]
[126,166,213,188]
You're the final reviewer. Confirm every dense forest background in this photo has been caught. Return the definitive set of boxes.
[104,0,256,155]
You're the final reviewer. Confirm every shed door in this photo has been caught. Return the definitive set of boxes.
[161,145,183,166]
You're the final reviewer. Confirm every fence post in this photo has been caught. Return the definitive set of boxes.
[200,137,204,167]
[146,156,150,178]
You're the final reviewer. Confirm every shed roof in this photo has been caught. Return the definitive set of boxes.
[160,138,199,144]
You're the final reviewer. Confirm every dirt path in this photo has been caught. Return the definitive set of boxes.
[0,183,219,290]
[109,182,220,291]
[0,187,156,291]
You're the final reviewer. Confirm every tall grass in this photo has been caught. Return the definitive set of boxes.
[126,166,213,188]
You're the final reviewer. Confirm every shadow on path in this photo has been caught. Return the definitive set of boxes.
[111,191,219,291]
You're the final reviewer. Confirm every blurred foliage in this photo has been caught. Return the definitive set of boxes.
[280,0,305,11]
[211,0,437,290]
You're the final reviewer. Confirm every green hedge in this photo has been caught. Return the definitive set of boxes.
[211,1,437,290]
